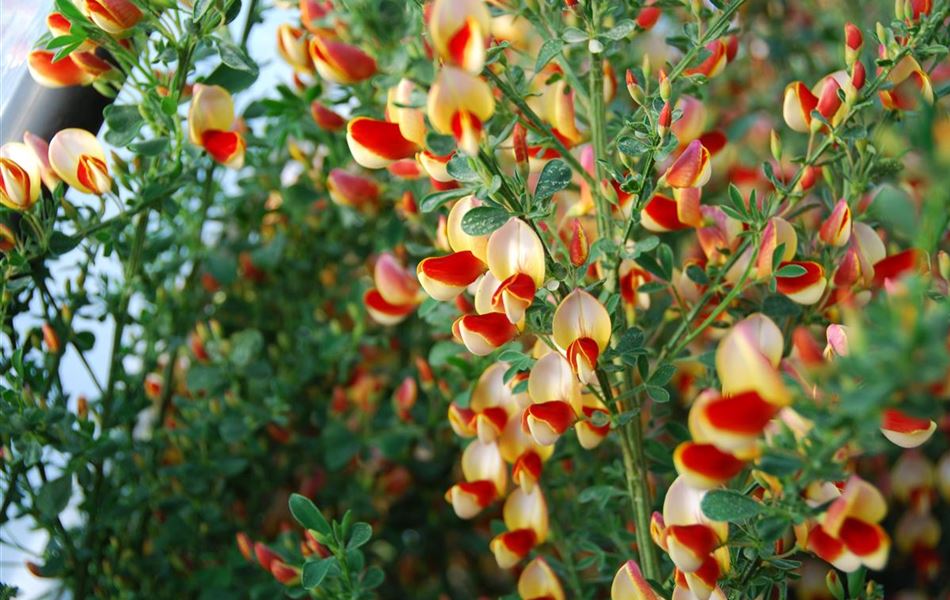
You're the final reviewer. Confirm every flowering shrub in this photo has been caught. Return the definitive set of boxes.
[2,0,950,599]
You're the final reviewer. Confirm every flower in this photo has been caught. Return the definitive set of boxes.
[84,0,142,34]
[428,0,491,74]
[552,289,611,384]
[611,560,661,600]
[485,218,545,323]
[662,140,711,189]
[386,79,427,146]
[309,35,377,84]
[519,556,565,600]
[880,409,936,448]
[427,67,495,156]
[346,117,419,169]
[775,261,827,305]
[28,51,94,88]
[277,24,313,73]
[188,85,246,168]
[417,250,486,301]
[0,143,42,211]
[453,312,518,355]
[819,199,852,247]
[783,81,819,133]
[807,476,890,571]
[879,55,933,111]
[48,129,111,195]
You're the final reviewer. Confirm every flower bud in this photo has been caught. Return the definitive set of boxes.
[826,570,845,600]
[568,218,589,267]
[658,69,671,102]
[769,129,782,161]
[309,36,377,84]
[0,142,42,211]
[657,101,672,138]
[625,69,645,106]
[844,23,863,67]
[816,77,843,123]
[512,123,528,168]
[42,323,61,354]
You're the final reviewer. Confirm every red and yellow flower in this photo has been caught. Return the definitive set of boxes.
[188,84,246,168]
[48,129,112,195]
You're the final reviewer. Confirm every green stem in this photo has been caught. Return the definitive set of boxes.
[587,1,613,246]
[598,369,660,581]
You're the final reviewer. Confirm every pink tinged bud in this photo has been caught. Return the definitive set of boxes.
[309,36,377,84]
[824,324,850,359]
[519,556,566,600]
[0,142,42,211]
[48,128,111,195]
[445,479,498,518]
[775,261,827,305]
[417,250,486,301]
[453,312,519,356]
[783,81,819,133]
[611,559,661,600]
[346,117,420,169]
[881,409,936,448]
[844,23,863,66]
[673,441,746,490]
[22,132,59,190]
[819,200,852,247]
[663,140,711,189]
[327,169,380,209]
[311,101,346,131]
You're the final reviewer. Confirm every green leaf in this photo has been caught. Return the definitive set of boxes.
[420,187,469,213]
[461,206,509,236]
[426,132,456,155]
[37,475,71,517]
[289,493,332,535]
[534,159,571,203]
[604,19,636,40]
[535,39,563,72]
[363,565,385,589]
[231,330,263,368]
[129,137,169,156]
[203,64,257,93]
[347,522,372,549]
[216,39,258,75]
[701,489,764,521]
[616,328,645,354]
[103,105,144,147]
[48,232,81,256]
[446,153,479,182]
[302,558,333,589]
[193,0,216,20]
[645,385,669,403]
[774,264,806,278]
[562,27,588,44]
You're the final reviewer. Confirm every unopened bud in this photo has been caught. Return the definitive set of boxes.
[625,69,645,106]
[658,69,671,102]
[392,376,418,422]
[42,323,61,354]
[77,395,88,420]
[844,23,863,67]
[937,250,950,281]
[415,356,434,387]
[770,129,782,161]
[876,22,889,48]
[641,54,652,79]
[512,123,528,167]
[657,101,672,138]
[568,218,589,267]
[270,560,300,585]
[826,570,845,600]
